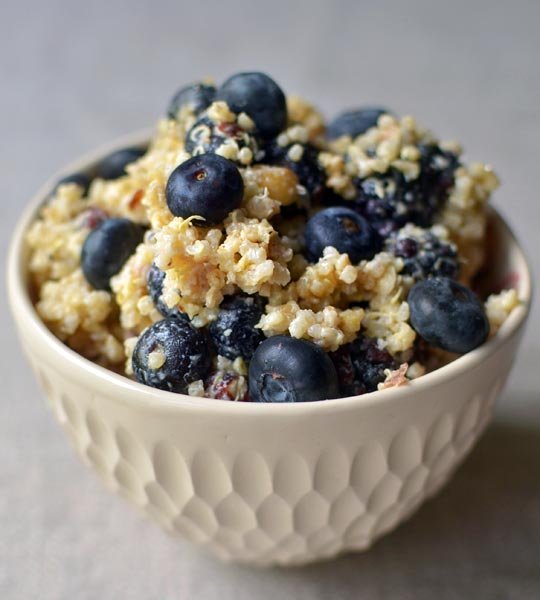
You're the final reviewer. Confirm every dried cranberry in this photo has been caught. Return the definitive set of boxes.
[80,207,108,230]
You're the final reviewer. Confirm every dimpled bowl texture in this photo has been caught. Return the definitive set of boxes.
[7,133,532,566]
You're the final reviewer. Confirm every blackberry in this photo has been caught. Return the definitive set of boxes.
[353,169,411,236]
[209,295,265,361]
[331,336,397,396]
[386,226,459,281]
[184,115,260,164]
[404,144,460,225]
[353,144,459,236]
[417,144,460,203]
[265,141,327,202]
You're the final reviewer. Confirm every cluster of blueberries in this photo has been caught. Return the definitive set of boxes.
[60,71,489,402]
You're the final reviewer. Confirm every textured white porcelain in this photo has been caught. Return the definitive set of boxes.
[6,134,532,566]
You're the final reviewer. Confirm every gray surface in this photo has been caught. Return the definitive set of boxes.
[1,0,539,598]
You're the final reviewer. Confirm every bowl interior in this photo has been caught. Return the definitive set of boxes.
[6,133,533,414]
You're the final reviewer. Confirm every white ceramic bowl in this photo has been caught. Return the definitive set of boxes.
[6,134,532,566]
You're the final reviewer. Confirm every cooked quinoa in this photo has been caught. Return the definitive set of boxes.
[26,72,519,401]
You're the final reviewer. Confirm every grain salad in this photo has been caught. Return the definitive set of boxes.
[26,72,519,403]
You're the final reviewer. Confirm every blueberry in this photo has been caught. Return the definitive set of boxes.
[327,107,390,140]
[265,141,327,202]
[408,277,489,353]
[249,336,339,402]
[331,336,396,396]
[166,154,244,225]
[167,82,216,119]
[304,207,381,263]
[386,228,459,281]
[217,72,287,139]
[132,317,211,393]
[209,295,265,361]
[185,115,260,162]
[81,218,144,290]
[147,263,188,319]
[417,144,460,202]
[97,147,146,180]
[54,172,92,195]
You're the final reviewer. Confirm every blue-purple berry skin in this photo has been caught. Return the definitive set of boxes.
[97,147,146,180]
[146,263,188,320]
[249,336,339,403]
[327,107,390,140]
[165,154,244,226]
[217,72,287,139]
[304,206,382,263]
[387,230,459,281]
[132,317,211,393]
[209,296,265,361]
[81,218,144,291]
[167,82,216,119]
[408,277,489,353]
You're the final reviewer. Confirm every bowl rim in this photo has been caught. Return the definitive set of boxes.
[6,130,533,416]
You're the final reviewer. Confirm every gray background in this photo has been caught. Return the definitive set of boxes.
[1,0,539,598]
